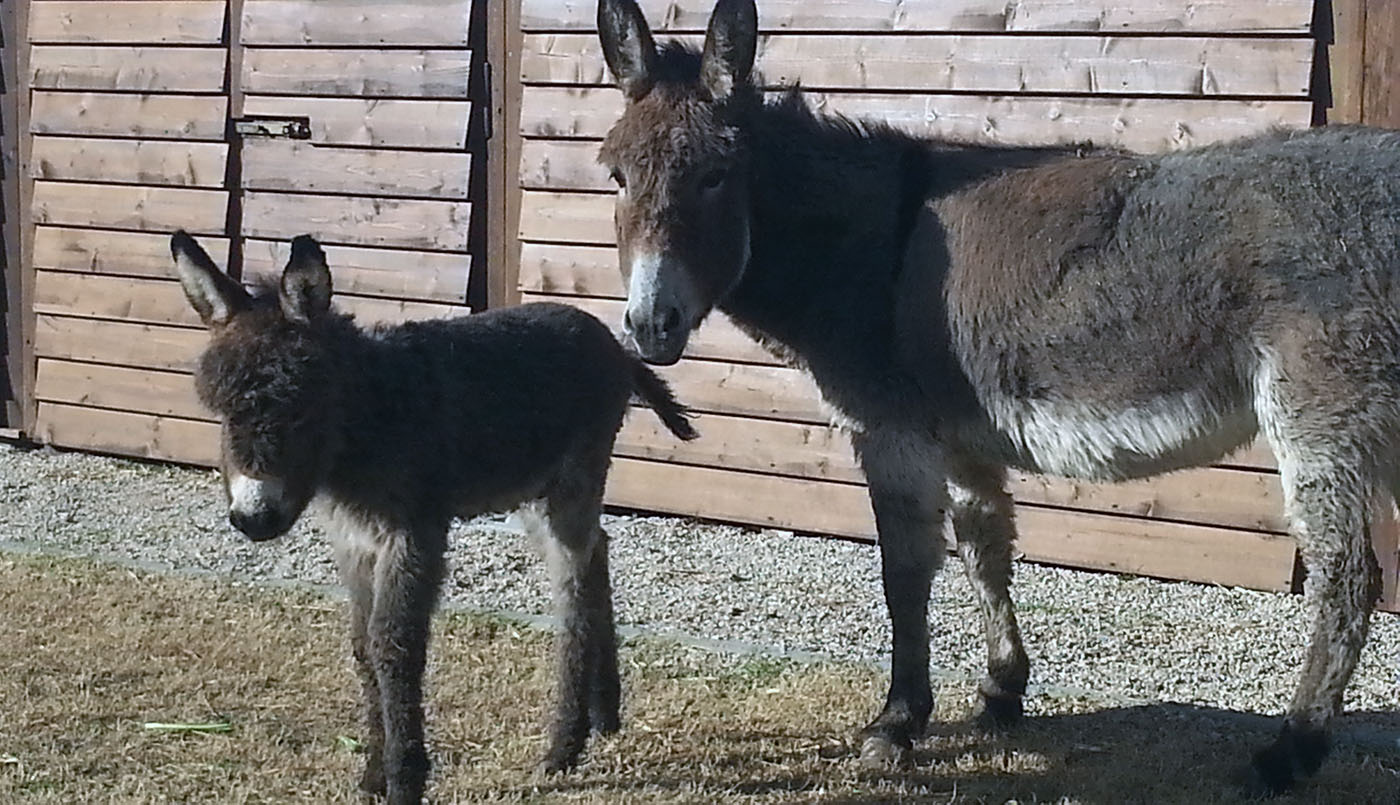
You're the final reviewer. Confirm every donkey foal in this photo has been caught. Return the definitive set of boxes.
[171,231,697,803]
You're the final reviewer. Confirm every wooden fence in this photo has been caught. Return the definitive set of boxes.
[0,1,1396,610]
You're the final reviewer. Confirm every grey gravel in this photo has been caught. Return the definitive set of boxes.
[1,441,1397,725]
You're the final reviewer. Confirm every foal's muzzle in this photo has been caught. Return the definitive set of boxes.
[228,508,291,542]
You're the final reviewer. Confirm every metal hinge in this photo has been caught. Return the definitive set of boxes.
[482,62,493,141]
[233,116,312,140]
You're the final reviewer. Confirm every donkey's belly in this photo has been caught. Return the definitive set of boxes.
[980,390,1258,482]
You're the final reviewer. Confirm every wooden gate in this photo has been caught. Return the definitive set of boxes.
[23,0,487,464]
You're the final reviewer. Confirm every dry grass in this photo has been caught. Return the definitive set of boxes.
[0,553,1395,804]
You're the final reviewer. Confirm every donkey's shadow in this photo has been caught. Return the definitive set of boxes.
[520,702,1399,803]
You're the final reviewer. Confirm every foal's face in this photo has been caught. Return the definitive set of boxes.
[597,0,758,365]
[171,232,338,542]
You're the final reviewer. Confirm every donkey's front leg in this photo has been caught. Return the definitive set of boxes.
[854,430,949,766]
[585,529,622,736]
[946,460,1029,728]
[334,536,387,797]
[370,526,446,805]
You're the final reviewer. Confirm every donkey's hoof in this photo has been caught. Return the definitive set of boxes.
[971,692,1024,731]
[1247,725,1329,798]
[357,762,387,798]
[533,748,583,780]
[590,707,622,736]
[858,733,911,768]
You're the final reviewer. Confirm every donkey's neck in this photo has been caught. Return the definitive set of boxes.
[720,97,935,398]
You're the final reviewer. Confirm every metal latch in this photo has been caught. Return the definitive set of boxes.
[234,116,312,139]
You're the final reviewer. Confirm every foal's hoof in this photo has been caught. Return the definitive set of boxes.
[590,709,621,736]
[533,745,584,780]
[357,762,387,798]
[971,692,1024,731]
[1246,726,1330,798]
[858,733,911,768]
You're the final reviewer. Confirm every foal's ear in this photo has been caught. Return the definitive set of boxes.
[279,235,332,324]
[597,0,658,100]
[701,0,757,100]
[171,230,250,327]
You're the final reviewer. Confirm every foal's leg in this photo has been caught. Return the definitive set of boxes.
[333,534,387,796]
[854,429,949,765]
[370,525,446,805]
[946,460,1029,727]
[532,472,612,774]
[1249,456,1380,795]
[586,529,622,735]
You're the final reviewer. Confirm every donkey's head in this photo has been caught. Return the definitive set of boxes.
[598,0,759,365]
[172,231,343,541]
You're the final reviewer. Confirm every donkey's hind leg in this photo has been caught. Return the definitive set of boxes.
[1250,359,1387,794]
[946,459,1029,728]
[853,428,949,766]
[530,459,613,774]
[585,529,622,735]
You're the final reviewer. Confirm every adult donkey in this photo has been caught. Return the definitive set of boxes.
[596,0,1400,794]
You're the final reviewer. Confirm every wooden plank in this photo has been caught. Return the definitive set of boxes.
[35,358,209,421]
[35,401,219,465]
[518,190,613,244]
[520,139,608,191]
[618,408,1285,531]
[1326,0,1367,124]
[335,294,470,326]
[243,238,470,303]
[520,88,1314,153]
[1372,498,1400,613]
[33,271,201,328]
[521,0,1314,33]
[241,140,471,199]
[519,242,622,295]
[656,359,826,423]
[32,181,227,234]
[604,457,1297,591]
[30,46,226,92]
[30,91,228,140]
[242,191,471,251]
[30,2,227,44]
[1012,506,1296,591]
[242,0,473,46]
[35,315,206,372]
[1362,0,1400,127]
[243,49,472,98]
[242,96,471,149]
[523,33,1315,97]
[31,136,228,187]
[33,227,231,278]
[523,291,773,365]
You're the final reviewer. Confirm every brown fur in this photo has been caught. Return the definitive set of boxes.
[597,0,1400,795]
[170,231,696,803]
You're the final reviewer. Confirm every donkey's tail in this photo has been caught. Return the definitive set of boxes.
[629,358,699,441]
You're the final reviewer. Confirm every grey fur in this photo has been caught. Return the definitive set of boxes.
[596,0,1398,794]
[170,231,696,803]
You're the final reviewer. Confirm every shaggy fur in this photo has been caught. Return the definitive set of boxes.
[597,0,1399,795]
[171,232,696,804]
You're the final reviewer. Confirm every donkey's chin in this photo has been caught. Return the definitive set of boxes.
[634,340,685,366]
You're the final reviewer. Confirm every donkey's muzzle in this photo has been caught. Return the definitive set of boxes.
[229,508,290,542]
[623,303,687,365]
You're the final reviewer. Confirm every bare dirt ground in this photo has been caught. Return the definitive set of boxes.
[1,552,1398,804]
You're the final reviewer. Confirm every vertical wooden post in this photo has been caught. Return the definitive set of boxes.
[1361,0,1400,127]
[12,0,29,434]
[483,0,523,310]
[1,0,21,431]
[1375,500,1400,613]
[224,0,246,278]
[1324,0,1367,124]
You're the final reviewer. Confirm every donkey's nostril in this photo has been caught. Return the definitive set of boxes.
[623,309,635,332]
[661,306,682,334]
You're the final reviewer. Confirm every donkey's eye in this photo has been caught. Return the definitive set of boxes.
[698,169,727,192]
[609,168,627,189]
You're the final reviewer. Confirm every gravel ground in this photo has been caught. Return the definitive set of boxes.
[2,440,1397,723]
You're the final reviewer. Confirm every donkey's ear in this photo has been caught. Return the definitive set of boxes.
[700,0,757,100]
[280,235,332,324]
[598,0,658,100]
[171,230,250,327]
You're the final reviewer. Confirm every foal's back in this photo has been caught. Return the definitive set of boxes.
[332,303,635,514]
